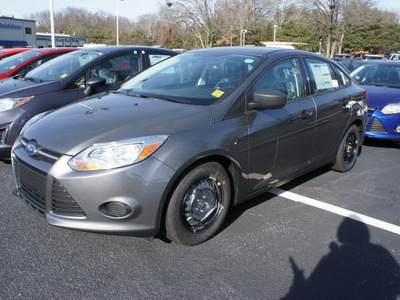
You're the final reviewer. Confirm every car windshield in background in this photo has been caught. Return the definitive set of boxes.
[0,50,41,72]
[26,50,103,82]
[351,64,400,88]
[119,52,263,105]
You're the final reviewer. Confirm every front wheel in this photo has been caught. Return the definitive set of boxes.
[332,125,360,172]
[165,162,231,246]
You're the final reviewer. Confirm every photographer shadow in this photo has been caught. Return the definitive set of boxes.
[282,216,400,300]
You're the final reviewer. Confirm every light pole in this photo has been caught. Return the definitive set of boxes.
[241,30,247,46]
[116,0,123,46]
[273,25,278,43]
[50,0,55,48]
[319,38,323,54]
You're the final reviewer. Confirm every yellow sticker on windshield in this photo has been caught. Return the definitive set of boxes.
[212,90,224,98]
[10,65,16,69]
[60,73,68,78]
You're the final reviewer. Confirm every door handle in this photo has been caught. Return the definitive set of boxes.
[299,110,313,120]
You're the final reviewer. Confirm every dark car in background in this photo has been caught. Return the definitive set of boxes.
[336,59,367,73]
[0,46,177,159]
[335,53,352,59]
[351,61,400,140]
[0,48,31,61]
[0,48,77,79]
[11,47,367,245]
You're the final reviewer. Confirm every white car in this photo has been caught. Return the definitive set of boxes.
[389,53,400,61]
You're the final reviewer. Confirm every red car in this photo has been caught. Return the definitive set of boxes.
[0,48,78,79]
[0,48,31,61]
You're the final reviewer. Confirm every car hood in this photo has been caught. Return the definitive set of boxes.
[0,77,59,98]
[23,93,212,156]
[361,85,400,108]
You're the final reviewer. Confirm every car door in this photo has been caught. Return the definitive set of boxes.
[246,57,316,192]
[74,51,143,100]
[304,58,352,162]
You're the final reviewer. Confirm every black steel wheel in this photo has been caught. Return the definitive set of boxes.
[165,162,231,245]
[332,125,360,172]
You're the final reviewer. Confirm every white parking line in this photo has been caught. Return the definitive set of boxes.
[270,188,400,236]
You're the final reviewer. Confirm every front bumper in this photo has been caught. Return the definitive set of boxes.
[12,140,176,236]
[0,122,12,159]
[365,109,400,140]
[0,108,29,159]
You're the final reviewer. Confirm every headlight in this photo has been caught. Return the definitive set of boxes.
[0,96,34,112]
[68,135,168,171]
[20,111,49,134]
[381,103,400,114]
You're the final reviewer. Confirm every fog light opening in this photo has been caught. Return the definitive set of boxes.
[395,126,400,133]
[101,202,132,218]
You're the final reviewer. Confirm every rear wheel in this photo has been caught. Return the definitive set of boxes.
[165,162,231,246]
[332,125,360,172]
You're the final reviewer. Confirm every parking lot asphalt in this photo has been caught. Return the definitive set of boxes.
[1,139,399,299]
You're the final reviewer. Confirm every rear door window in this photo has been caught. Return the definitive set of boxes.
[148,54,173,66]
[305,58,340,94]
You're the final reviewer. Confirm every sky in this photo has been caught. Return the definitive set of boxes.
[1,0,162,21]
[1,0,400,22]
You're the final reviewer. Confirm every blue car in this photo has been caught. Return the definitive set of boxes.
[351,61,400,140]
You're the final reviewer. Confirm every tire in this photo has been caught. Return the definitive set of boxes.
[165,162,231,246]
[332,125,360,172]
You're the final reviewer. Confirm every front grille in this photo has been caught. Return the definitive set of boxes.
[51,180,85,217]
[20,137,62,163]
[14,158,47,216]
[369,117,387,133]
[0,127,8,144]
[368,106,377,112]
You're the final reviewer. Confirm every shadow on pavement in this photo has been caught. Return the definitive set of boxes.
[281,217,400,300]
[363,138,400,149]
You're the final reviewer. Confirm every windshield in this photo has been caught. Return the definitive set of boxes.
[119,51,263,105]
[0,50,41,73]
[351,64,400,88]
[26,50,103,81]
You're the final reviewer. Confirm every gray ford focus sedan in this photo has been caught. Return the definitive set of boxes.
[12,47,368,245]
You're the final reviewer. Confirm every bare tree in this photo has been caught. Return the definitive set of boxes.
[28,11,50,32]
[301,0,341,57]
[135,13,160,43]
[273,0,298,26]
[302,0,383,57]
[165,0,225,48]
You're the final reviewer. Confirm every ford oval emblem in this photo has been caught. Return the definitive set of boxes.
[26,143,37,156]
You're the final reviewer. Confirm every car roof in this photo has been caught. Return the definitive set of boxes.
[28,47,79,53]
[363,61,400,66]
[186,46,322,58]
[0,48,31,53]
[78,45,177,54]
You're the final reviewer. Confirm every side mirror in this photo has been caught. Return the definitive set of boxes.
[84,77,106,96]
[248,89,287,110]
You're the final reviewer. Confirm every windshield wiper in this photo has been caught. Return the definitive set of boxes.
[131,93,191,104]
[23,77,43,83]
[109,89,132,95]
[113,89,191,104]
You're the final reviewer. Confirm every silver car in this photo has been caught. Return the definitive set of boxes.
[12,47,367,245]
